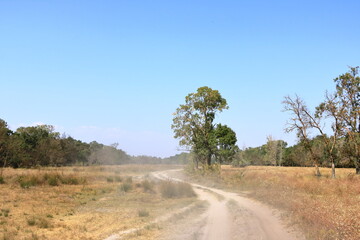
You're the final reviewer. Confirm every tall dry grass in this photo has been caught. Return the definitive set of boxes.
[188,166,360,240]
[0,165,192,240]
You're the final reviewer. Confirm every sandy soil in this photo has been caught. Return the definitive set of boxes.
[153,169,305,240]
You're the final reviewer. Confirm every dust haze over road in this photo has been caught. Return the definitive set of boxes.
[153,169,305,240]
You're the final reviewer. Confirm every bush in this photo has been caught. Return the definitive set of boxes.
[27,216,51,228]
[60,175,85,185]
[44,173,60,186]
[27,218,36,226]
[159,181,196,198]
[119,182,132,192]
[17,173,86,188]
[106,177,114,183]
[141,180,155,193]
[1,209,10,217]
[114,176,122,182]
[125,176,132,183]
[138,209,150,217]
[18,175,41,188]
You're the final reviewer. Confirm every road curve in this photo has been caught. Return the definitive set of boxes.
[152,169,305,240]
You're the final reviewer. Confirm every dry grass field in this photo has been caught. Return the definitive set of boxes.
[0,165,196,240]
[186,166,360,240]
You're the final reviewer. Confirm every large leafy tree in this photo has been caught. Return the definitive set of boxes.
[214,124,238,164]
[0,119,12,175]
[332,66,360,174]
[172,86,233,166]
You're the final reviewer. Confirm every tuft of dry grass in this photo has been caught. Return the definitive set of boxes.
[159,181,196,198]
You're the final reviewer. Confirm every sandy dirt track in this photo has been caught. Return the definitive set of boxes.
[153,169,305,240]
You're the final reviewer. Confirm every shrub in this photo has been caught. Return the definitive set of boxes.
[60,175,85,185]
[125,176,132,183]
[138,209,149,217]
[106,177,114,183]
[18,175,41,188]
[43,173,60,186]
[119,182,132,192]
[141,180,155,193]
[27,218,36,226]
[114,176,122,182]
[27,216,51,228]
[37,217,50,228]
[1,209,10,217]
[159,181,196,198]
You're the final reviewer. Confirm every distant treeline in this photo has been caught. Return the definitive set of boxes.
[0,118,187,168]
[232,137,356,168]
[171,137,357,169]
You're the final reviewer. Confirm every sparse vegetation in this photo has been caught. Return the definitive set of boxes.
[159,181,196,198]
[16,172,86,188]
[119,182,133,192]
[0,165,191,240]
[138,209,150,217]
[141,180,155,193]
[1,209,10,218]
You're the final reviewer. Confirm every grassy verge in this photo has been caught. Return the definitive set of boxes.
[185,165,360,240]
[0,164,196,240]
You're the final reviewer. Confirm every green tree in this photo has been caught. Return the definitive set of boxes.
[0,119,12,175]
[332,67,360,174]
[172,86,228,167]
[214,124,238,164]
[14,125,64,167]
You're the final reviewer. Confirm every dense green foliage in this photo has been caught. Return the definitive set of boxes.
[0,119,184,168]
[172,86,238,167]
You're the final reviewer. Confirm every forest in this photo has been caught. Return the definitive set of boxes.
[0,121,187,169]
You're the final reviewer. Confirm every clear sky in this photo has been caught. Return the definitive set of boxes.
[0,0,359,157]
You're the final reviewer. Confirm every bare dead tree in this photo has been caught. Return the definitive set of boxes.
[308,92,343,178]
[283,95,321,176]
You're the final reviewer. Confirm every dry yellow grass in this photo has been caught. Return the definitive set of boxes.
[0,165,195,240]
[187,166,360,240]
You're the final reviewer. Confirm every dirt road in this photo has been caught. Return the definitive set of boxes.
[153,170,305,240]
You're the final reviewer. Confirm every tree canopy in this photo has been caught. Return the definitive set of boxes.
[172,86,238,166]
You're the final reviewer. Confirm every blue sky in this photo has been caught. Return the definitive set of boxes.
[0,0,359,157]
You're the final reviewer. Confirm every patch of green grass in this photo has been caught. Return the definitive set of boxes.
[17,173,86,188]
[1,209,10,217]
[17,175,41,188]
[0,176,5,184]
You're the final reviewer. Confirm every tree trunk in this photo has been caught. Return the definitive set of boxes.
[331,161,336,179]
[314,164,321,177]
[206,154,211,166]
[194,158,199,169]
